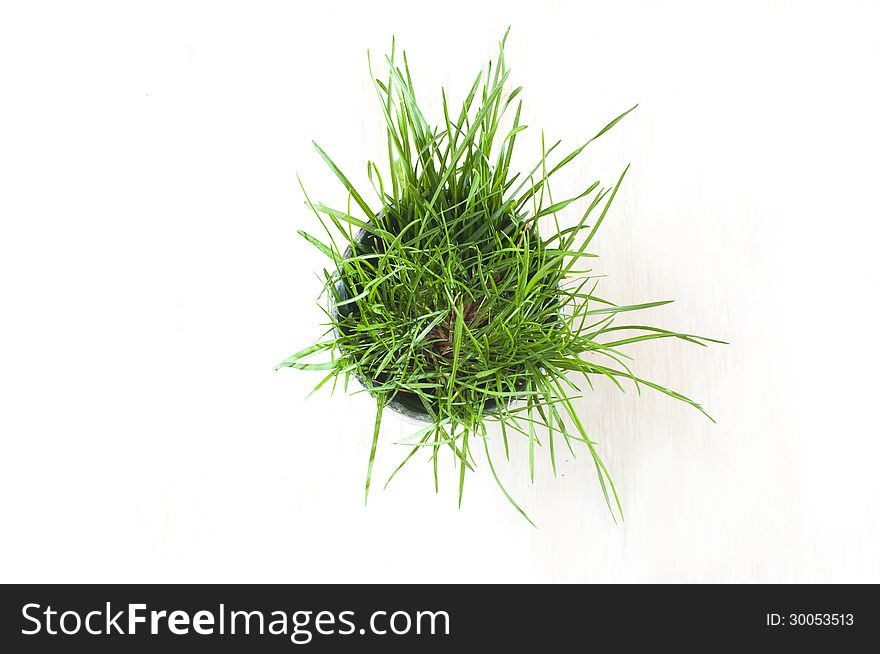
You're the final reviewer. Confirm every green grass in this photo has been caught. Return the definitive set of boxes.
[276,30,722,524]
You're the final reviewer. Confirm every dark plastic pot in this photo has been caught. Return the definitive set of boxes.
[330,222,555,422]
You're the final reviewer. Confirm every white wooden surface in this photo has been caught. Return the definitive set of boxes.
[2,1,879,583]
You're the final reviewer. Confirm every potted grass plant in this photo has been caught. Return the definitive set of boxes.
[276,31,721,524]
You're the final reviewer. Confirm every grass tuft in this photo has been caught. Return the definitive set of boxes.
[277,31,722,523]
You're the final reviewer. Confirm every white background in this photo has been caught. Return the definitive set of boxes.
[2,0,879,583]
